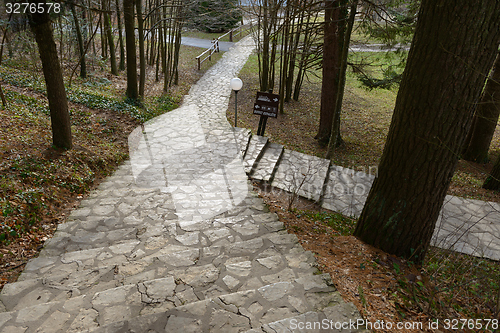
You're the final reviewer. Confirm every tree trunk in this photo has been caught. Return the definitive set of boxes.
[100,14,107,59]
[116,0,126,71]
[124,0,138,100]
[0,83,7,109]
[29,6,72,149]
[462,52,500,163]
[259,0,270,92]
[104,10,118,75]
[136,0,145,97]
[326,0,355,157]
[70,4,87,78]
[483,154,500,190]
[0,12,13,66]
[316,0,340,144]
[354,0,500,264]
[293,4,318,102]
[278,4,290,113]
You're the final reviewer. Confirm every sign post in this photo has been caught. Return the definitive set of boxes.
[253,91,279,136]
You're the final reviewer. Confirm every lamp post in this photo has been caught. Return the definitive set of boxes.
[230,78,243,127]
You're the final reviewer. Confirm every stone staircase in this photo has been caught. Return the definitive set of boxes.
[235,128,375,215]
[0,139,367,332]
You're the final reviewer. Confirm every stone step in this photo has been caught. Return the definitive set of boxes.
[0,267,349,332]
[246,302,368,333]
[271,149,331,202]
[250,142,284,183]
[234,127,252,158]
[18,211,283,281]
[8,212,320,312]
[0,276,204,332]
[69,184,176,223]
[39,189,267,257]
[81,276,354,333]
[321,165,375,218]
[2,238,319,314]
[243,135,269,174]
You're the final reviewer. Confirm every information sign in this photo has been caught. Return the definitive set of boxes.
[253,92,279,118]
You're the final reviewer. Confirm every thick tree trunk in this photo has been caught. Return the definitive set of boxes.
[124,0,138,100]
[462,52,500,163]
[316,0,340,144]
[354,0,500,264]
[326,0,355,157]
[29,6,72,149]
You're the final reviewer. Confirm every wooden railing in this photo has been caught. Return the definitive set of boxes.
[195,39,220,70]
[218,24,248,42]
[195,24,252,70]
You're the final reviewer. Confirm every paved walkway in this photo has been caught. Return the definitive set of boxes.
[0,36,367,332]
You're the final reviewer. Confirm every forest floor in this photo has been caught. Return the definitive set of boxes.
[1,36,499,332]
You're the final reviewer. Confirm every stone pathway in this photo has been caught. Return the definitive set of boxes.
[0,36,367,332]
[243,134,500,261]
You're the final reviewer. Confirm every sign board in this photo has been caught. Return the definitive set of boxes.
[253,92,279,118]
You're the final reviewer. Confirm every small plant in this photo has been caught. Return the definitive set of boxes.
[302,211,357,236]
[358,285,368,307]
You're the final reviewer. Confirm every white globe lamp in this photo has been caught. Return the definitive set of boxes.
[230,78,243,127]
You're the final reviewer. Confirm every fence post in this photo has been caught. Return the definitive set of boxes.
[229,30,233,42]
[197,57,201,70]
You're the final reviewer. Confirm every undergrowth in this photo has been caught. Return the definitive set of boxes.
[0,66,177,123]
[300,209,500,327]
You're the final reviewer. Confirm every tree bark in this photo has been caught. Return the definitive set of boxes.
[104,9,118,75]
[100,13,107,59]
[483,155,500,190]
[462,52,500,163]
[116,0,126,71]
[29,4,72,149]
[354,0,500,264]
[124,0,138,100]
[316,0,340,144]
[326,0,355,157]
[259,0,270,92]
[70,4,87,78]
[136,0,145,97]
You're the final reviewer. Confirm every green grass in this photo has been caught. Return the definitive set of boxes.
[297,210,357,236]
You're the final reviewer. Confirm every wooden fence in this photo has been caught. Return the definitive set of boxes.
[195,25,252,70]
